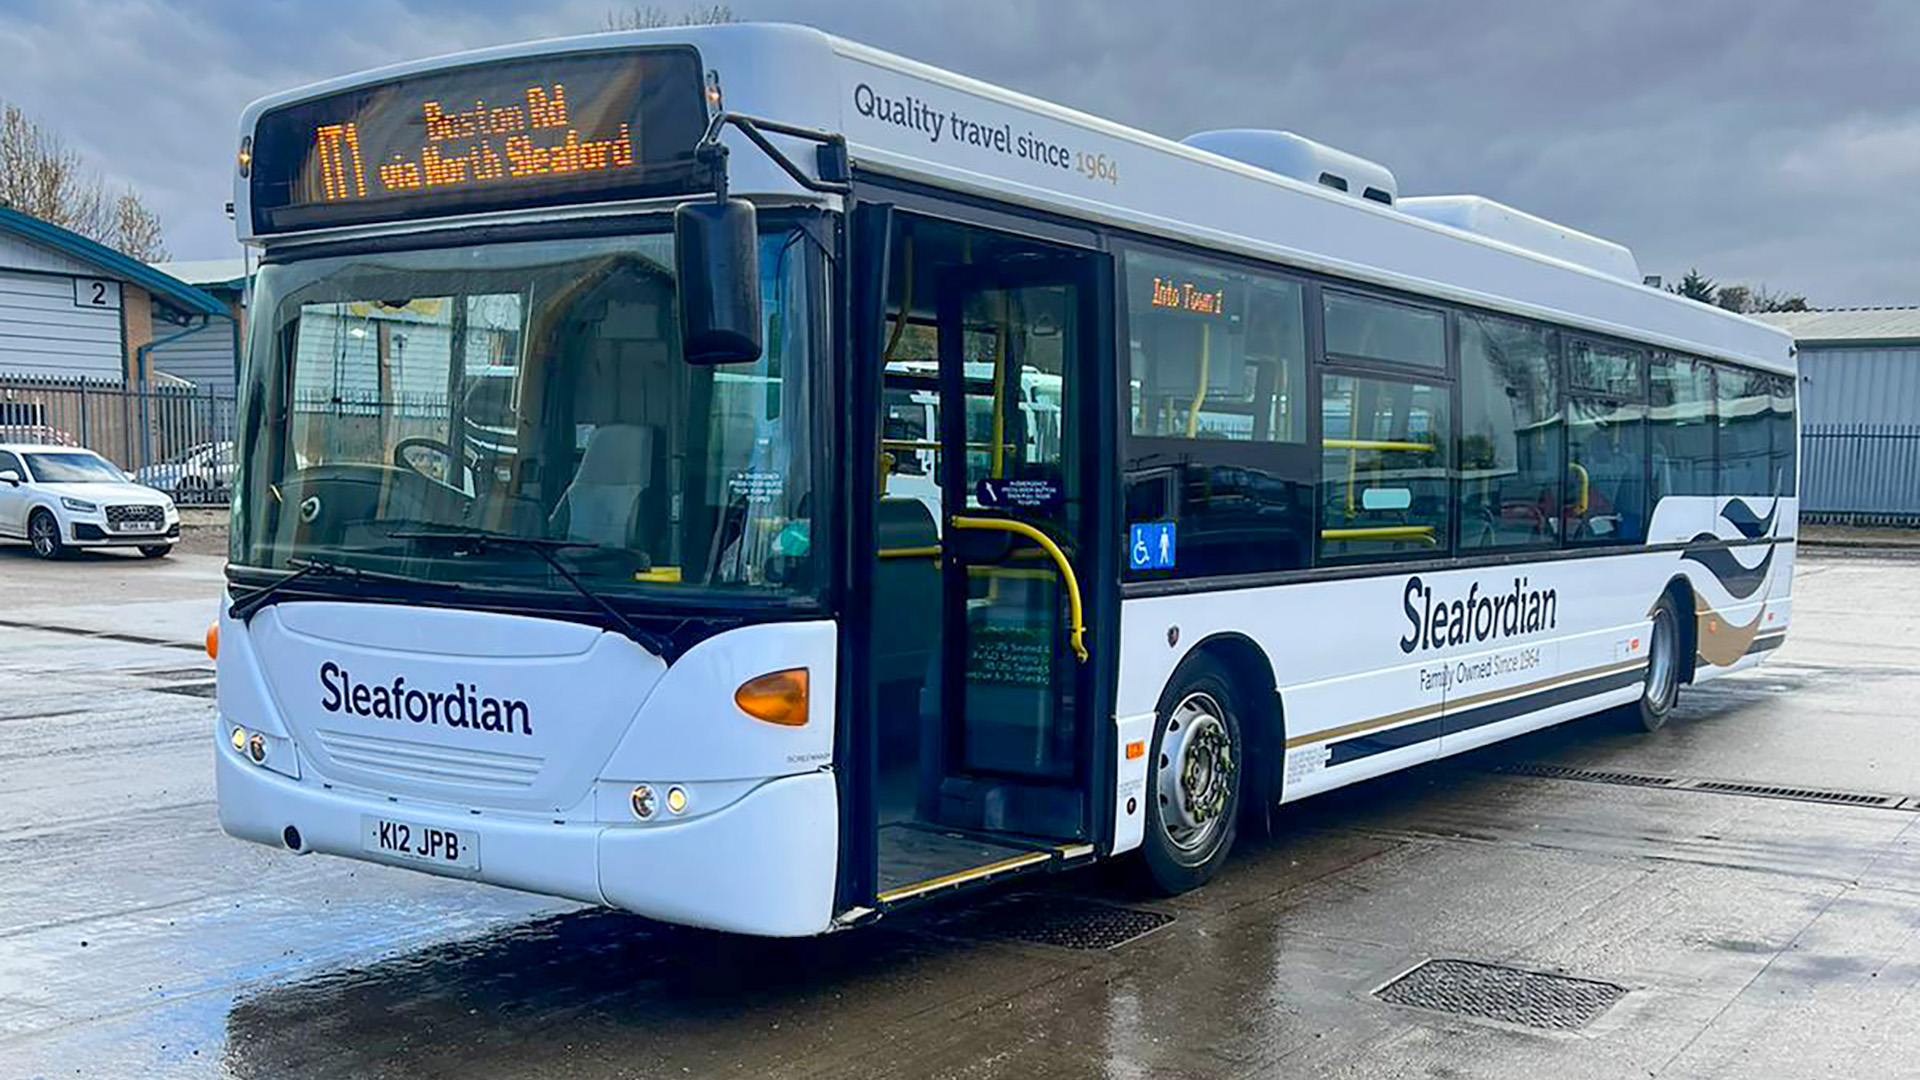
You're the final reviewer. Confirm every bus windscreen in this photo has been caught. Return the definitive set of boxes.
[249,47,708,234]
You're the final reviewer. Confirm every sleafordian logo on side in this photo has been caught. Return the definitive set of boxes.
[319,661,533,736]
[1399,575,1558,654]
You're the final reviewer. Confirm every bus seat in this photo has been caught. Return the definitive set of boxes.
[550,424,653,548]
[872,497,941,689]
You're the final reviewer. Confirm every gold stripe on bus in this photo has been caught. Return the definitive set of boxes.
[1283,657,1649,751]
[876,850,1051,904]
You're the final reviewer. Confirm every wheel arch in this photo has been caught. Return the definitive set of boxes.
[1662,575,1697,684]
[1178,632,1285,831]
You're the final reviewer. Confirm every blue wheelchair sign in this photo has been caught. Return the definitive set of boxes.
[1129,522,1176,570]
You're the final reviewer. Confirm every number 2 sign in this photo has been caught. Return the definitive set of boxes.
[72,278,120,310]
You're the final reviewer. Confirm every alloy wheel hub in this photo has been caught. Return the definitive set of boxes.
[1156,693,1235,852]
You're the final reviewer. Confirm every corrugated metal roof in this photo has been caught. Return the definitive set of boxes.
[149,258,247,290]
[0,206,226,317]
[1753,307,1920,344]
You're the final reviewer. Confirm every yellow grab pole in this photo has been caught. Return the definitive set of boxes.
[950,515,1088,663]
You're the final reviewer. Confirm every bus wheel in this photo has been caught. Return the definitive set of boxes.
[1636,594,1682,732]
[1140,655,1244,894]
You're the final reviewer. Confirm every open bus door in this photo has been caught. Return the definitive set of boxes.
[855,207,1116,912]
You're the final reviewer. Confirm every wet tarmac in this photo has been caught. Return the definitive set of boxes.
[2,545,1916,1079]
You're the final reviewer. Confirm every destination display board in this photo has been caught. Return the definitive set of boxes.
[249,48,708,233]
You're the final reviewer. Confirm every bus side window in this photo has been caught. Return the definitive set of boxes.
[1318,372,1451,562]
[1564,339,1647,546]
[1122,247,1312,578]
[1770,374,1797,496]
[1457,313,1560,551]
[1715,365,1772,497]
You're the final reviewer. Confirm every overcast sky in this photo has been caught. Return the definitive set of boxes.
[2,0,1914,304]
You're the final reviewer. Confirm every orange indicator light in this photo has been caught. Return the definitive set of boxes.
[735,669,809,727]
[1126,740,1146,760]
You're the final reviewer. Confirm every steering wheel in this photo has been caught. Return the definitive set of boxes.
[393,437,457,485]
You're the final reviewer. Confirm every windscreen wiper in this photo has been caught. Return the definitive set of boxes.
[388,528,669,655]
[229,557,450,622]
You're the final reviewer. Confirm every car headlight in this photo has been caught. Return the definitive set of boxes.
[60,497,98,513]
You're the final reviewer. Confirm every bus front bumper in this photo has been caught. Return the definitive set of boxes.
[215,747,841,937]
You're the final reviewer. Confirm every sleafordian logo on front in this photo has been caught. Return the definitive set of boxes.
[318,661,533,736]
[1399,575,1558,655]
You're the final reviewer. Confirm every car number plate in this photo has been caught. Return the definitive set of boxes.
[121,519,159,532]
[361,815,479,871]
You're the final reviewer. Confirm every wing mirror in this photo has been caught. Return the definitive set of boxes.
[0,469,19,486]
[674,197,762,365]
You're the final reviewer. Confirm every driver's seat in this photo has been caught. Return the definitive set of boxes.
[550,424,652,548]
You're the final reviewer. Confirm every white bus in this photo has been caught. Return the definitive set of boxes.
[215,24,1797,936]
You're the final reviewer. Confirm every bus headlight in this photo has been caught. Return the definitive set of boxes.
[666,786,688,815]
[230,726,248,753]
[631,784,656,820]
[248,732,267,763]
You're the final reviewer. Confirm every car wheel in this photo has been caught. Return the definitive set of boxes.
[139,545,173,559]
[1635,593,1683,732]
[1139,654,1244,894]
[28,509,65,560]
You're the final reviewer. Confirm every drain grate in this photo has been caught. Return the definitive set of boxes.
[1689,780,1896,807]
[1492,762,1678,788]
[1489,761,1915,810]
[153,682,218,699]
[928,893,1173,950]
[1376,959,1625,1031]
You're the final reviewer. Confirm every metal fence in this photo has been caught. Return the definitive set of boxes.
[0,375,237,505]
[1801,425,1920,525]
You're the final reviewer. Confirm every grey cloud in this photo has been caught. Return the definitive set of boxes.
[2,0,1913,303]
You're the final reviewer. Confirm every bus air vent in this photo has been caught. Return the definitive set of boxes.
[1396,194,1642,282]
[1182,129,1396,206]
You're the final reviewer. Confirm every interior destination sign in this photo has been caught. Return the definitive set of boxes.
[249,48,708,233]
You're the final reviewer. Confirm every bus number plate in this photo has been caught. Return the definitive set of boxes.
[361,815,479,871]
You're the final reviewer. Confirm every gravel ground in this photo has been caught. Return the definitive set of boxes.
[172,507,230,558]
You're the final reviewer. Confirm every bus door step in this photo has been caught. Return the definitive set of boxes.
[875,823,1076,906]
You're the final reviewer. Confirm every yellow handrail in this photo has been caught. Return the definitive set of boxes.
[950,515,1088,663]
[1568,462,1590,517]
[1322,438,1435,452]
[1185,320,1211,438]
[877,545,941,559]
[1320,526,1437,545]
[1324,437,1436,516]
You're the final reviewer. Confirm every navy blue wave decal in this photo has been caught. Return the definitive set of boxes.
[1682,538,1775,600]
[1720,498,1778,540]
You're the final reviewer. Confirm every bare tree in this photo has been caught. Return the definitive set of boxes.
[111,191,168,262]
[1714,282,1811,314]
[604,4,734,30]
[0,100,169,260]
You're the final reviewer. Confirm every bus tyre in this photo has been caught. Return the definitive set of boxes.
[28,509,64,560]
[1635,594,1683,732]
[1140,656,1244,894]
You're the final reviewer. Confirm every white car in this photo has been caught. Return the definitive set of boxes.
[0,444,181,559]
[134,440,235,504]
